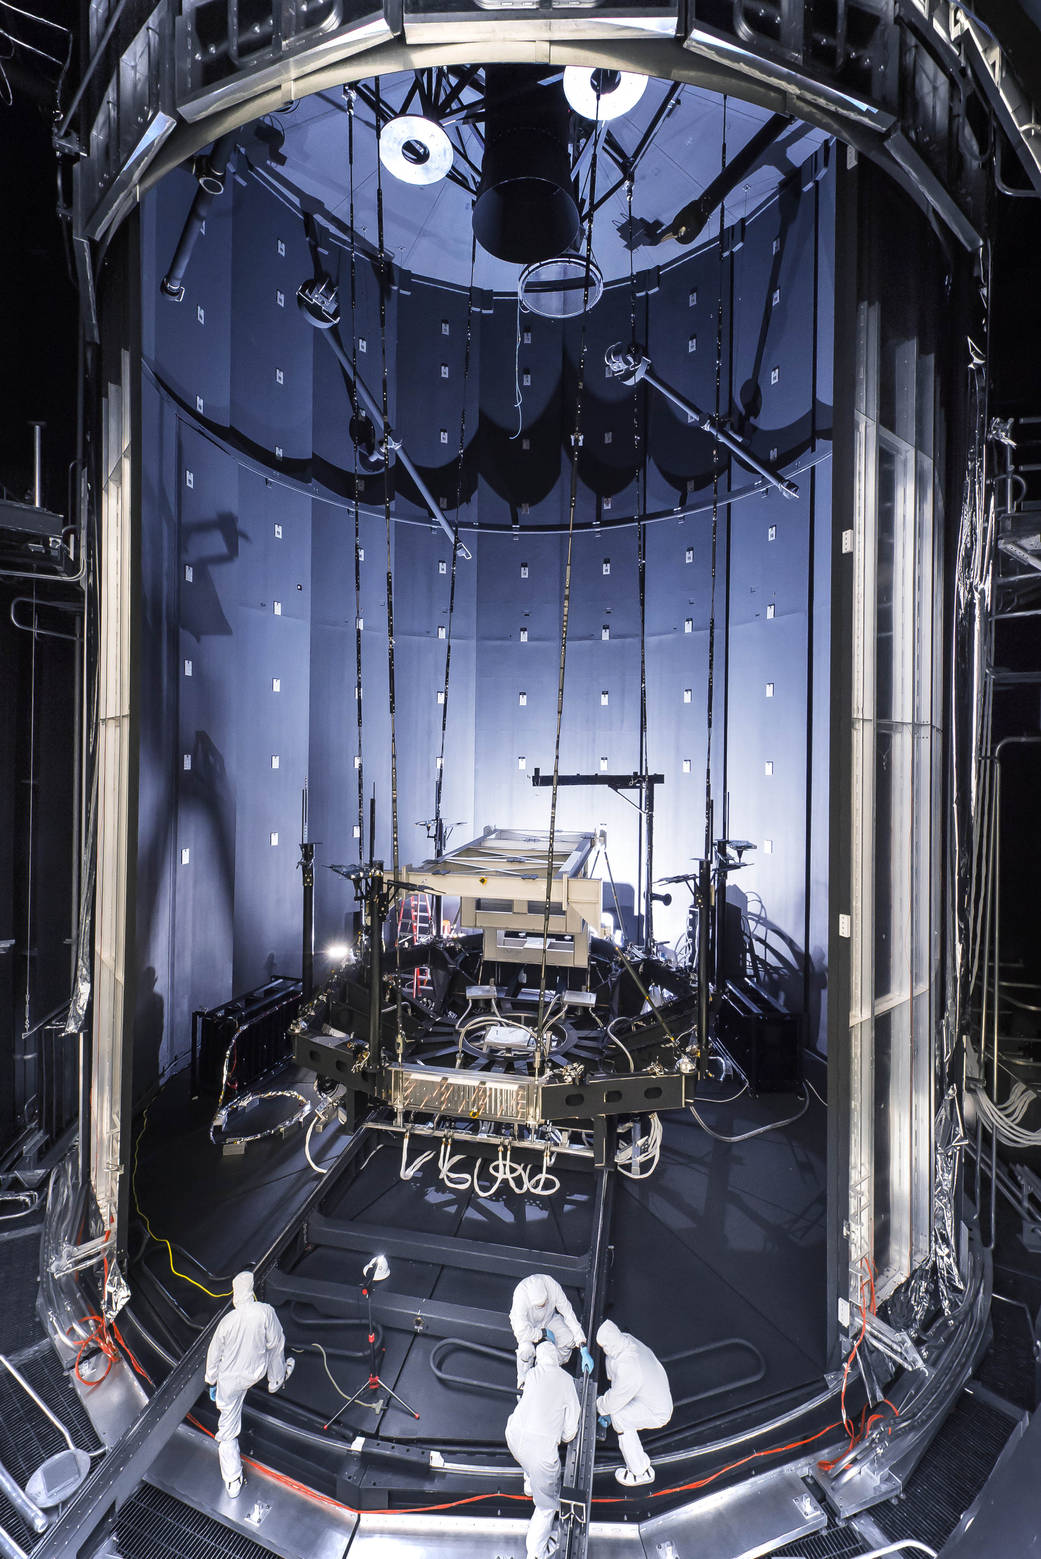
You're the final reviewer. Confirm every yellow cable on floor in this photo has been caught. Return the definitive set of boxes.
[132,1105,233,1299]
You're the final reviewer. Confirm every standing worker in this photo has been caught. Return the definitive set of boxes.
[204,1270,296,1498]
[506,1339,581,1559]
[595,1318,672,1487]
[510,1272,594,1385]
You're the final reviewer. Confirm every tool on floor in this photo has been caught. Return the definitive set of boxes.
[0,1354,93,1507]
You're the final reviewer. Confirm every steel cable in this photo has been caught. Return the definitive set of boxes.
[373,78,405,1059]
[347,88,366,857]
[704,98,727,871]
[432,232,478,860]
[535,97,603,1054]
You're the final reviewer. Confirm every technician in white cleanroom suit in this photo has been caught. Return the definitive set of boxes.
[506,1340,581,1559]
[204,1271,295,1497]
[595,1318,673,1486]
[510,1273,594,1384]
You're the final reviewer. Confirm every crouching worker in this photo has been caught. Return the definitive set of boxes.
[510,1272,594,1385]
[506,1340,580,1558]
[204,1270,295,1498]
[595,1318,672,1487]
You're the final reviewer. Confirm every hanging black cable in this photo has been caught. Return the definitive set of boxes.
[705,99,727,840]
[535,98,603,1057]
[374,77,404,1059]
[347,88,366,861]
[432,232,478,864]
[698,97,728,1057]
[627,170,651,948]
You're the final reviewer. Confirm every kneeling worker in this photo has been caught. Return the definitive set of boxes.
[510,1272,594,1385]
[506,1339,581,1559]
[204,1270,295,1498]
[595,1318,672,1487]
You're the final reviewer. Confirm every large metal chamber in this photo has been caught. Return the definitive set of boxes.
[131,104,835,1090]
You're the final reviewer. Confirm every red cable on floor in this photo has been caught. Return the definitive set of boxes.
[183,1412,851,1517]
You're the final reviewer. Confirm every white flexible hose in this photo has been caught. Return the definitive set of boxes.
[438,1138,474,1190]
[831,1545,937,1559]
[689,1088,809,1142]
[304,1114,329,1176]
[966,1038,1041,1145]
[471,1156,497,1197]
[400,1131,437,1181]
[422,1134,564,1198]
[527,1149,561,1196]
[616,1113,662,1179]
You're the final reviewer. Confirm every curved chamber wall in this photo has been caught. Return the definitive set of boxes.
[134,117,835,1082]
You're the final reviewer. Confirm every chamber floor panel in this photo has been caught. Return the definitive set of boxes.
[127,1068,829,1472]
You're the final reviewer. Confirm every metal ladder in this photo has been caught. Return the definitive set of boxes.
[397,892,435,1003]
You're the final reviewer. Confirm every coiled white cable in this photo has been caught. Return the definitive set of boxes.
[615,1113,662,1179]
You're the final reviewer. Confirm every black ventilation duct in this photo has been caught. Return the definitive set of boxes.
[473,66,580,265]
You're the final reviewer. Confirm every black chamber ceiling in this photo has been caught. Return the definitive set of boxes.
[150,69,830,535]
[243,69,826,292]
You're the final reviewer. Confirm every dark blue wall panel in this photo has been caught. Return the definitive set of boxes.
[229,178,315,461]
[136,376,181,1092]
[137,147,836,1078]
[229,471,311,990]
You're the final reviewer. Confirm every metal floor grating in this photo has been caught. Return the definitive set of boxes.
[870,1388,1019,1552]
[974,1297,1038,1412]
[117,1484,281,1559]
[0,1225,44,1354]
[771,1525,874,1556]
[0,1345,105,1551]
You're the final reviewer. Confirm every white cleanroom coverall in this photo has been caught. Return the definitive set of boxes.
[205,1271,291,1488]
[506,1341,581,1559]
[595,1319,672,1479]
[510,1273,586,1381]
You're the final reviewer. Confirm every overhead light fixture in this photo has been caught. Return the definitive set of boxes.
[379,115,454,186]
[563,67,647,123]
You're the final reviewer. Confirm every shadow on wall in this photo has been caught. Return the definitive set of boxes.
[729,885,827,1054]
[184,731,236,908]
[181,510,248,641]
[133,964,165,1098]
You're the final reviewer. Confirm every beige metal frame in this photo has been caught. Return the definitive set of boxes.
[403,828,602,967]
[91,348,135,1237]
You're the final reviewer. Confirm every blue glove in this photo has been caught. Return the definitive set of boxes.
[209,1385,217,1402]
[543,1328,556,1344]
[598,1414,610,1428]
[580,1345,594,1376]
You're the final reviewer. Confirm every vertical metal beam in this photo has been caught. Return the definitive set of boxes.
[559,1149,614,1559]
[90,218,142,1263]
[826,146,858,1369]
[300,783,315,1001]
